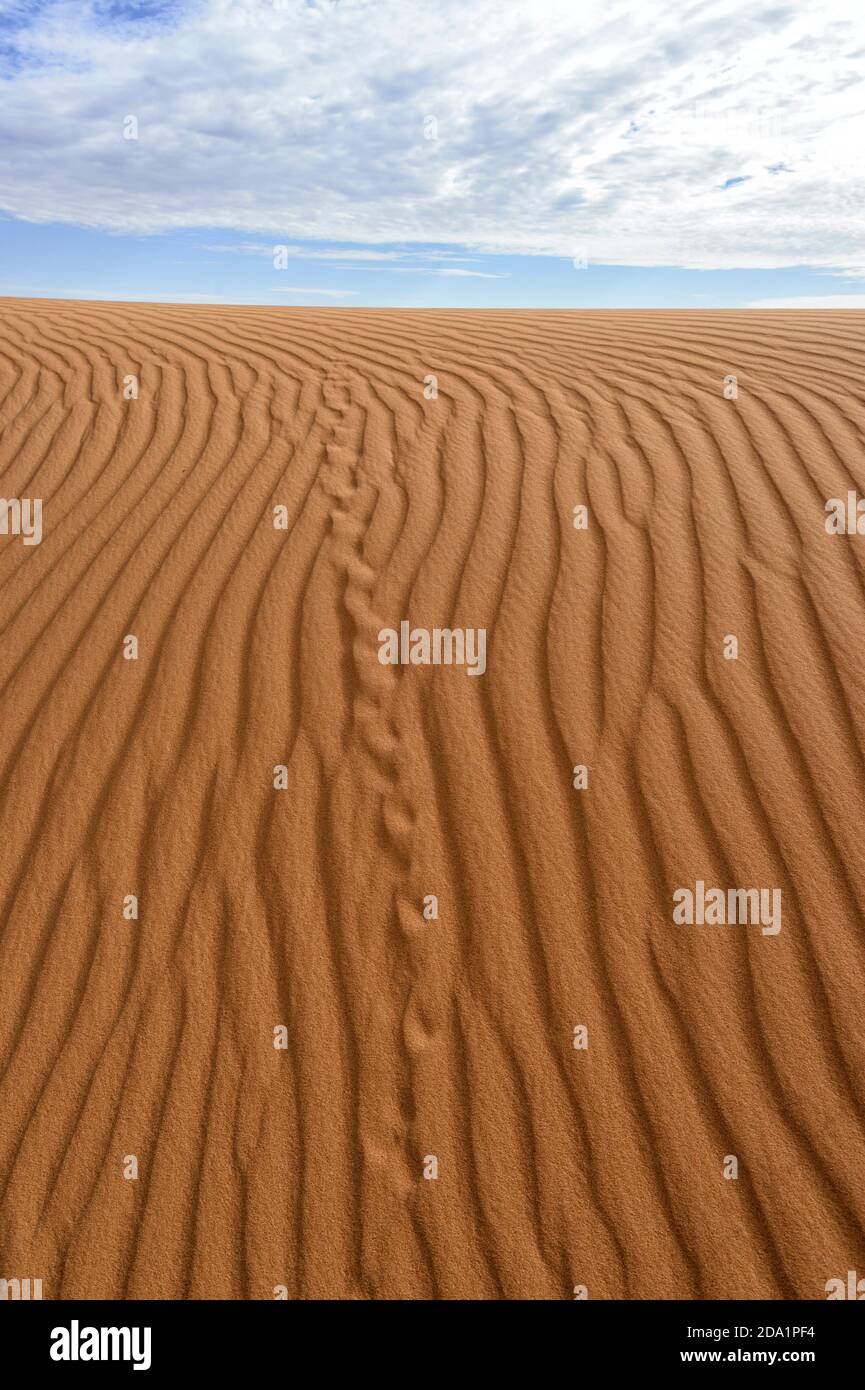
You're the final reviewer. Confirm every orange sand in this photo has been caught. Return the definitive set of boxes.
[0,301,863,1299]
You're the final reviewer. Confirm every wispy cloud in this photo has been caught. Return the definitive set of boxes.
[0,282,358,302]
[0,284,262,302]
[746,294,865,308]
[202,243,479,264]
[0,0,863,272]
[204,244,406,262]
[271,286,357,298]
[338,266,509,278]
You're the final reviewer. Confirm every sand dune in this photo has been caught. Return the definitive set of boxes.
[0,299,864,1299]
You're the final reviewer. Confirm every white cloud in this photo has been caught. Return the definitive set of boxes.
[203,244,436,261]
[271,286,357,296]
[0,284,269,302]
[338,266,509,277]
[0,281,356,302]
[746,295,865,308]
[0,0,863,271]
[202,242,481,263]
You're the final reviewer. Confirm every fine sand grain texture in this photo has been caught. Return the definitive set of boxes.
[0,300,864,1300]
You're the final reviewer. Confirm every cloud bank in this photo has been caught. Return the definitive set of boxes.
[1,0,863,271]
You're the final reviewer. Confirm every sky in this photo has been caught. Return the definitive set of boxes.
[0,0,863,308]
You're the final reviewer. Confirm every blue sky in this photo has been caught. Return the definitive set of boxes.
[0,0,863,308]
